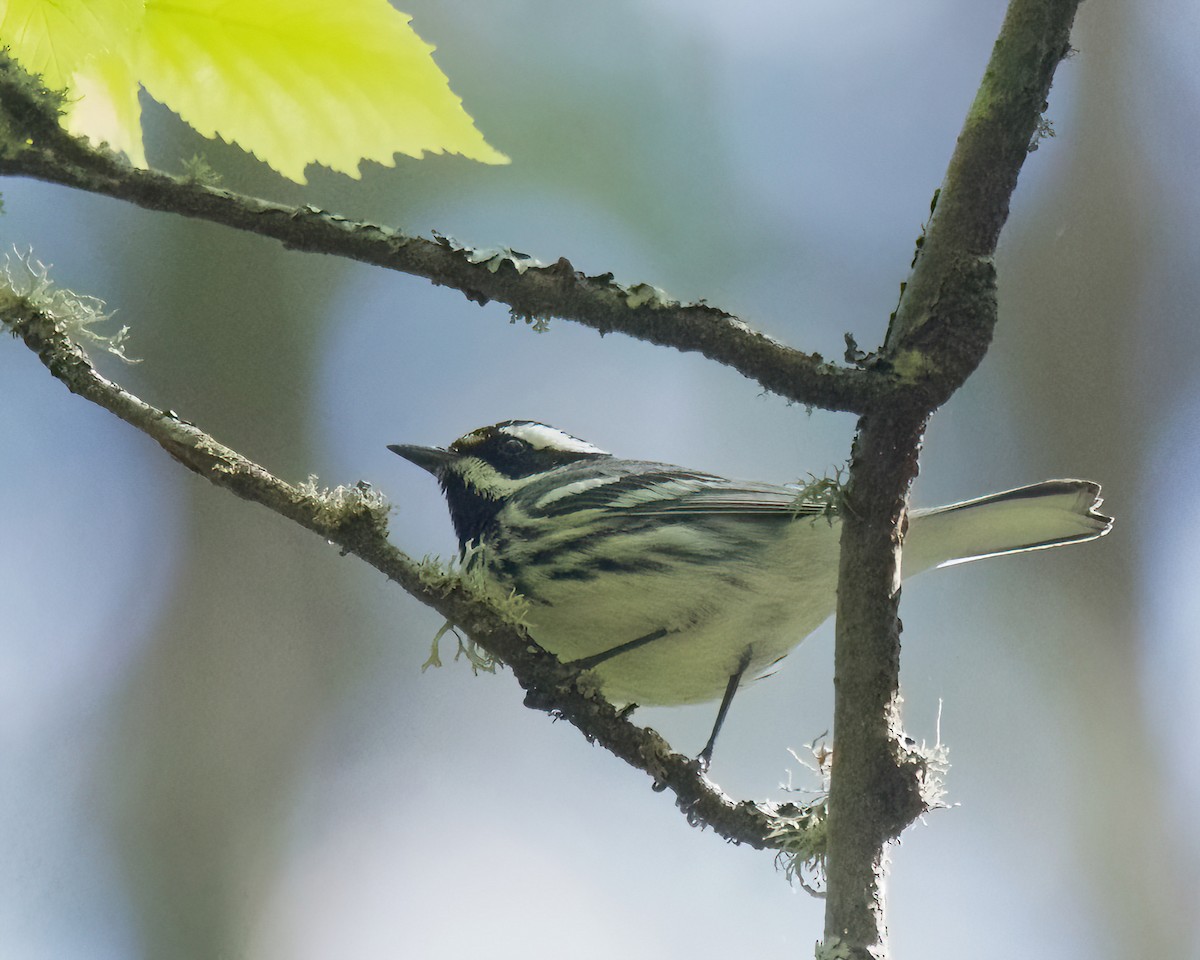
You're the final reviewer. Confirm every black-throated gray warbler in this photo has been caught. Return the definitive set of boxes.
[391,420,1111,763]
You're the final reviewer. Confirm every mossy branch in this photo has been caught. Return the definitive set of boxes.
[0,262,825,857]
[0,50,875,416]
[0,0,1089,952]
[821,1,1083,956]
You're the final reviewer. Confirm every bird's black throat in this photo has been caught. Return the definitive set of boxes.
[439,472,506,553]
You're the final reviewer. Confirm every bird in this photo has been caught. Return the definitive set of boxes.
[390,419,1111,764]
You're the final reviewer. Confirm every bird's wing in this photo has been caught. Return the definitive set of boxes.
[527,463,835,519]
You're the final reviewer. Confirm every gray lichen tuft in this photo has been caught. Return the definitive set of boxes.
[298,477,390,529]
[1,249,136,360]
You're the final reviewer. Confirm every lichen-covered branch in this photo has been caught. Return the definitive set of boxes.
[821,1,1083,957]
[0,51,874,416]
[0,270,822,855]
[0,1,1090,951]
[883,0,1080,399]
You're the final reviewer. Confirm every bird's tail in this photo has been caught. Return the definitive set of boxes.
[903,480,1112,576]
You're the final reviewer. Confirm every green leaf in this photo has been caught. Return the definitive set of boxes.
[68,50,147,165]
[137,0,509,182]
[0,0,509,182]
[0,0,140,89]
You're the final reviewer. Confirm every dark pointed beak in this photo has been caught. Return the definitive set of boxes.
[388,443,457,476]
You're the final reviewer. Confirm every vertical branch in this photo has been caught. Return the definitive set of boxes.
[823,411,928,955]
[0,0,1089,953]
[820,1,1083,956]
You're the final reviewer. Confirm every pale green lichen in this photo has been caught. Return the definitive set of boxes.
[1029,115,1056,153]
[181,153,222,186]
[464,245,545,274]
[413,554,458,596]
[892,346,938,381]
[422,619,497,675]
[433,231,546,275]
[297,477,390,529]
[784,733,834,794]
[918,745,951,812]
[771,734,833,894]
[421,620,455,670]
[770,800,828,894]
[814,936,853,960]
[0,248,136,361]
[508,307,551,332]
[791,467,847,523]
[622,281,670,309]
[433,230,720,327]
[907,726,951,813]
[413,547,531,675]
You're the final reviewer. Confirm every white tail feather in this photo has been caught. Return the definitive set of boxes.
[903,480,1111,576]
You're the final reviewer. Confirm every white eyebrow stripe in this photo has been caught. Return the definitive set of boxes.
[500,422,608,454]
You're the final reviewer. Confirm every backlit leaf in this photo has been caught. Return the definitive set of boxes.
[136,0,509,182]
[0,0,508,183]
[0,0,140,89]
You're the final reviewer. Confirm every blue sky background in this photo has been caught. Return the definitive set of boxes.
[2,1,1195,957]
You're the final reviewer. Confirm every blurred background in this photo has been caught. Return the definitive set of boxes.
[1,0,1194,956]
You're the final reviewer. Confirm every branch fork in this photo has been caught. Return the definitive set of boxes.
[0,3,1086,952]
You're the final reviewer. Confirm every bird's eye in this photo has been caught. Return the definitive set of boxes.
[502,438,525,455]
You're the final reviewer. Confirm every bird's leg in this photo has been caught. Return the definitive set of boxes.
[567,628,670,670]
[697,648,753,770]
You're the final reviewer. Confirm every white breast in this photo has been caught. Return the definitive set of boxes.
[485,515,844,705]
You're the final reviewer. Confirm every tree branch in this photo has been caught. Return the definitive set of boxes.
[821,1,1083,956]
[0,50,875,416]
[0,3,1089,950]
[0,274,822,856]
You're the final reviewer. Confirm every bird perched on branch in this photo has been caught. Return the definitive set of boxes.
[391,420,1111,765]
